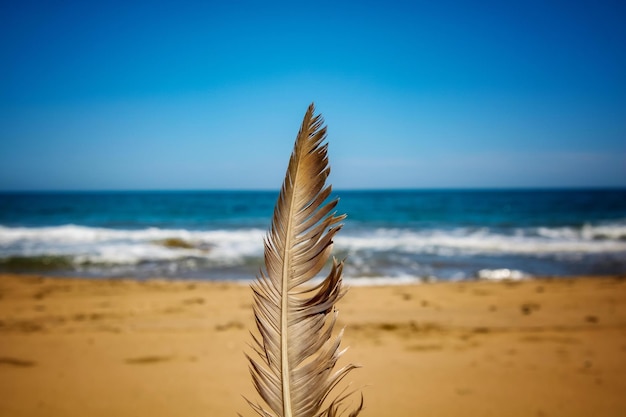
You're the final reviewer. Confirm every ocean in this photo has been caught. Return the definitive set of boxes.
[1,189,625,282]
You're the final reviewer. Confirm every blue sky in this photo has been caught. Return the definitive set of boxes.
[1,0,625,190]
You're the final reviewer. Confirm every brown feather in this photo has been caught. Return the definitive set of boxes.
[245,104,362,417]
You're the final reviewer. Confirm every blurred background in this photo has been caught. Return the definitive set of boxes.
[1,0,625,281]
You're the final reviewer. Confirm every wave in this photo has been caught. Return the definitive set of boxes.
[335,224,626,256]
[1,223,625,279]
[1,223,625,266]
[0,224,266,265]
[535,223,626,241]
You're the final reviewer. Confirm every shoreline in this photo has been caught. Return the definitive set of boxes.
[1,269,625,284]
[1,273,626,416]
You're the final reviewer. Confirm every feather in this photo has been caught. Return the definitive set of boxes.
[245,103,362,417]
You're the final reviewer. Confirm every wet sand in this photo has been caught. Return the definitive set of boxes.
[1,273,625,416]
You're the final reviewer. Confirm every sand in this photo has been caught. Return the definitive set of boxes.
[1,273,625,417]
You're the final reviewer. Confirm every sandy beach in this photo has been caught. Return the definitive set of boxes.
[1,273,625,417]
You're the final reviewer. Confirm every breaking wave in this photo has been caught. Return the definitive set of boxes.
[1,222,625,280]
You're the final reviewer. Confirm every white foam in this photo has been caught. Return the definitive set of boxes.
[334,225,626,256]
[536,223,626,241]
[477,268,529,281]
[0,225,265,265]
[1,222,625,267]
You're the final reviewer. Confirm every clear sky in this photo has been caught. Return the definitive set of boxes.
[1,0,625,190]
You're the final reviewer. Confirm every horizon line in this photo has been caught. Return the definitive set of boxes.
[1,185,625,193]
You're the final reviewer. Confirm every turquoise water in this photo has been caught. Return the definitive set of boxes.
[1,189,625,281]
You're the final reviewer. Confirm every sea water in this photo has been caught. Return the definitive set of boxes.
[1,189,625,282]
